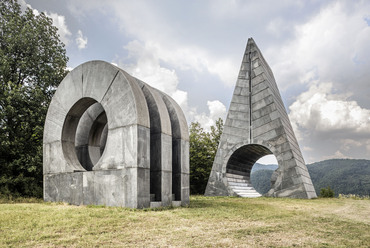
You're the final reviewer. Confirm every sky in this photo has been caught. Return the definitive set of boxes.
[22,0,370,164]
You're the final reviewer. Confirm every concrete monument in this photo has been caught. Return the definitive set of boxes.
[205,38,317,198]
[43,61,189,208]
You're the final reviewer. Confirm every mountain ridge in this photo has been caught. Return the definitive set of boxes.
[251,158,370,196]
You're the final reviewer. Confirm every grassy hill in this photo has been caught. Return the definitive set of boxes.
[0,196,369,247]
[251,159,370,196]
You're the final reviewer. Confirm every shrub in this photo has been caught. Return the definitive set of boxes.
[320,186,335,198]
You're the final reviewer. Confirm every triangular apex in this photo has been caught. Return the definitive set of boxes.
[205,38,317,199]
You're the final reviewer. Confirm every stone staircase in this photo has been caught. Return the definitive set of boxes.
[226,173,261,198]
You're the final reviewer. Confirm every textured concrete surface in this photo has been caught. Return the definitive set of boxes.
[43,61,189,208]
[205,38,317,199]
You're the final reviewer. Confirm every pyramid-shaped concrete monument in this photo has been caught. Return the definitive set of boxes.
[205,38,317,198]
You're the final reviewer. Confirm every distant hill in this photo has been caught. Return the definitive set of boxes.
[250,159,370,196]
[251,163,278,173]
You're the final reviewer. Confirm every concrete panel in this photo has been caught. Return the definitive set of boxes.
[44,172,83,205]
[100,72,140,129]
[83,170,125,207]
[43,97,68,144]
[51,65,83,114]
[94,125,137,170]
[82,60,120,102]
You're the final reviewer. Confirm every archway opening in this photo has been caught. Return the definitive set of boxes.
[251,154,278,195]
[226,144,273,197]
[75,103,108,171]
[62,99,108,172]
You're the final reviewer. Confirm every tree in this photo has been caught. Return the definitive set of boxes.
[189,118,223,194]
[0,0,68,197]
[320,186,335,198]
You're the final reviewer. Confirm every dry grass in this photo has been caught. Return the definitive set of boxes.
[0,196,369,247]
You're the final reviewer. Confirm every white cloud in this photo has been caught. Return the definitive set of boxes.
[68,0,238,87]
[46,12,72,46]
[289,82,370,162]
[322,150,352,161]
[208,100,227,121]
[117,40,227,128]
[256,155,278,165]
[117,40,189,114]
[340,139,362,152]
[193,100,226,131]
[76,30,88,49]
[267,1,370,93]
[121,41,182,98]
[289,82,370,134]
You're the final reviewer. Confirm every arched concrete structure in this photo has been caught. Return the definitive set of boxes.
[225,144,273,197]
[205,38,317,199]
[43,61,189,208]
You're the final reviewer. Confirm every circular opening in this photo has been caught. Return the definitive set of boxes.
[62,98,108,171]
[75,103,108,171]
[226,144,274,198]
[251,155,278,195]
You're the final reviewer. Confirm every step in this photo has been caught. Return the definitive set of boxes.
[226,169,249,176]
[172,201,182,207]
[237,193,261,198]
[229,185,252,190]
[226,173,250,180]
[228,182,251,187]
[231,187,257,193]
[235,189,261,195]
[227,177,250,183]
[150,201,162,208]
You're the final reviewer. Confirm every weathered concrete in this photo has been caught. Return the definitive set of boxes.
[205,38,317,199]
[43,61,189,208]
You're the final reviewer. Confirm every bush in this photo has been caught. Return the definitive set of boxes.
[320,186,335,198]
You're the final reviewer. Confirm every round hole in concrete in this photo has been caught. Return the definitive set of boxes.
[74,102,108,171]
[61,98,108,172]
[225,144,274,198]
[251,154,278,195]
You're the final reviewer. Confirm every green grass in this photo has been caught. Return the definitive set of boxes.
[0,196,369,247]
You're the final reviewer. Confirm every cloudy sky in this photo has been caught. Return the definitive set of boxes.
[23,0,370,164]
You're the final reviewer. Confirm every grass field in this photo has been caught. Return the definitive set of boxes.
[0,196,369,247]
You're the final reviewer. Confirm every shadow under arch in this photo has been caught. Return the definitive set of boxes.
[226,144,273,197]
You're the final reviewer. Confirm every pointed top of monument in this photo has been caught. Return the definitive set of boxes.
[240,37,274,81]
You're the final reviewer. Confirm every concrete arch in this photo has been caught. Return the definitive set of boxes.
[43,60,189,208]
[135,79,173,206]
[158,92,190,205]
[75,102,106,171]
[224,144,272,197]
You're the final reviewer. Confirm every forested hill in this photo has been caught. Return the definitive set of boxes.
[251,159,370,196]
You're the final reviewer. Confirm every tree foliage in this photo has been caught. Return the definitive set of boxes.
[189,118,223,194]
[0,0,68,197]
[308,159,370,196]
[319,186,334,198]
[250,168,273,195]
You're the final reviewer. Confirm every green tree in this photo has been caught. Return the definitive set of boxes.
[189,118,223,194]
[0,0,68,197]
[319,186,335,198]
